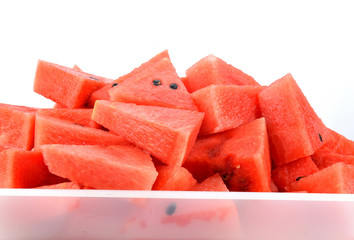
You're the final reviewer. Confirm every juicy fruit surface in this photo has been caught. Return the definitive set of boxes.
[183,54,259,93]
[259,73,329,166]
[41,144,158,190]
[92,101,204,166]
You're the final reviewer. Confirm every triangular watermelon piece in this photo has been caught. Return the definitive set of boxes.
[0,103,37,150]
[189,173,229,192]
[191,84,262,135]
[0,149,50,188]
[271,156,319,192]
[86,50,170,108]
[259,73,329,166]
[109,57,198,111]
[286,162,354,193]
[152,165,197,191]
[34,60,112,108]
[182,54,259,93]
[40,144,158,190]
[92,100,204,166]
[184,118,272,192]
[35,109,128,147]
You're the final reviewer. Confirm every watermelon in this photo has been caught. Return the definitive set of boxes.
[0,103,37,150]
[37,182,81,189]
[152,165,197,191]
[0,149,50,188]
[271,156,319,192]
[286,162,354,193]
[109,57,198,111]
[40,144,158,190]
[184,118,272,192]
[34,109,127,147]
[191,84,262,135]
[182,54,259,93]
[189,173,229,192]
[87,50,170,108]
[259,73,329,166]
[34,60,112,108]
[92,101,204,166]
[312,129,354,169]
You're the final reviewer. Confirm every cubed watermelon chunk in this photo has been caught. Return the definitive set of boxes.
[0,103,37,150]
[35,109,128,147]
[40,144,158,190]
[191,84,262,135]
[182,54,259,93]
[259,73,329,166]
[34,60,112,108]
[0,149,50,188]
[185,118,272,192]
[271,156,319,191]
[92,101,204,166]
[152,165,197,191]
[109,58,197,111]
[286,162,354,193]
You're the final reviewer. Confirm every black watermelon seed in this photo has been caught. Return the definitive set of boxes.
[152,79,162,86]
[170,83,178,90]
[73,123,84,127]
[319,134,323,142]
[296,176,305,181]
[89,76,100,81]
[112,83,118,87]
[165,202,177,216]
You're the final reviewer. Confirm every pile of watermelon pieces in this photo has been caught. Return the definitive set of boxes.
[0,50,353,193]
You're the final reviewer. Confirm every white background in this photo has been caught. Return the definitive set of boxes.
[0,0,353,140]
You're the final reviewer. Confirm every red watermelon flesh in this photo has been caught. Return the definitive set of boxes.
[109,58,197,111]
[286,162,354,193]
[36,108,101,129]
[72,64,82,71]
[189,173,229,192]
[37,181,81,189]
[0,103,37,150]
[191,84,262,135]
[182,54,259,93]
[41,144,158,190]
[271,156,319,192]
[312,129,354,169]
[53,103,67,109]
[86,50,170,108]
[34,60,112,108]
[35,110,128,147]
[152,165,197,191]
[0,149,50,188]
[185,118,272,192]
[259,73,329,166]
[92,101,204,166]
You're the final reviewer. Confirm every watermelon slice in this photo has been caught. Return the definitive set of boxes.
[312,129,354,169]
[0,149,50,188]
[189,173,229,192]
[152,165,197,191]
[0,103,37,150]
[191,84,262,135]
[182,54,259,93]
[92,101,204,166]
[87,50,170,108]
[271,156,319,191]
[109,57,198,111]
[35,109,128,147]
[34,60,112,108]
[185,118,272,192]
[40,144,158,190]
[259,73,329,166]
[286,162,354,193]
